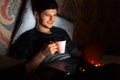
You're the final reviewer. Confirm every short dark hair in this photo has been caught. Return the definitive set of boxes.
[31,0,58,14]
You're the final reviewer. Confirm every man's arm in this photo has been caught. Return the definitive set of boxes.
[25,52,46,72]
[25,42,58,72]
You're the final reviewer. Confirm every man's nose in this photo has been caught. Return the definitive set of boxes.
[50,16,53,20]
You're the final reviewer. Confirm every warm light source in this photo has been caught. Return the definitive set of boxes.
[82,42,106,68]
[94,63,102,67]
[84,59,103,68]
[89,60,102,67]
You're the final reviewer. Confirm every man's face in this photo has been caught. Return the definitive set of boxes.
[39,9,57,29]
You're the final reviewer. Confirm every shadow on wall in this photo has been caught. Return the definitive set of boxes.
[72,0,120,56]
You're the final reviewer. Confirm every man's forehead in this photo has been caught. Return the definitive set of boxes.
[42,9,57,14]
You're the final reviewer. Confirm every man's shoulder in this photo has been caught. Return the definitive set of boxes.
[18,28,36,39]
[14,28,36,43]
[22,28,36,35]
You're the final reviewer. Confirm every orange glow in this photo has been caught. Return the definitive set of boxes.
[90,60,95,65]
[94,64,102,67]
[82,42,106,68]
[89,60,102,67]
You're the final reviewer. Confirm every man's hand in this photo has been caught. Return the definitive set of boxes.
[40,41,57,56]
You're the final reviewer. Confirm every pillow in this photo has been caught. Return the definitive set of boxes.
[12,0,73,43]
[54,16,73,39]
[12,0,36,43]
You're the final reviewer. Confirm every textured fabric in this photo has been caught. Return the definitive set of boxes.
[0,0,21,55]
[14,27,81,64]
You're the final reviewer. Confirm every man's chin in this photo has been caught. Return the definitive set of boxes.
[47,25,53,28]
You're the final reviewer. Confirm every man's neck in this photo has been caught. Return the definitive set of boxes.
[36,25,52,34]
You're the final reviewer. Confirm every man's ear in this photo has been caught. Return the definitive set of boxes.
[33,11,39,19]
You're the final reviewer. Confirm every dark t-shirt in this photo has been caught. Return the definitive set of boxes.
[14,27,81,64]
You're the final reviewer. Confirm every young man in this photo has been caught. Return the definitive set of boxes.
[14,0,81,72]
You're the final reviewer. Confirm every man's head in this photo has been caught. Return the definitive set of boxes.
[31,0,58,15]
[31,0,58,30]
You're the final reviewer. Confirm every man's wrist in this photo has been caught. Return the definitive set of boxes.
[39,51,46,58]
